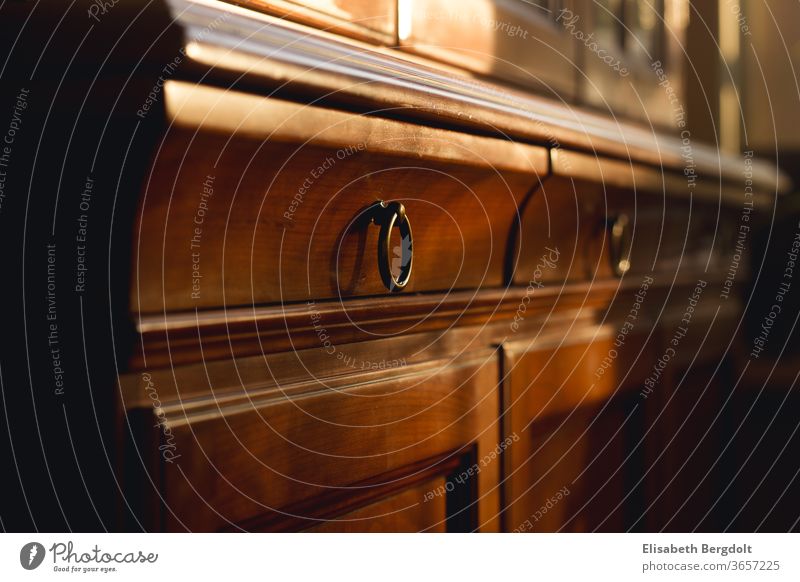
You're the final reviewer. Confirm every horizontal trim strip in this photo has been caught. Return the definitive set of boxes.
[131,274,733,370]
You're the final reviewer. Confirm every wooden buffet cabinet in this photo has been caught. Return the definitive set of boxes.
[0,0,791,532]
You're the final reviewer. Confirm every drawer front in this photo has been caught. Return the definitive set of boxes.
[514,176,671,284]
[601,190,737,281]
[133,82,545,313]
[514,153,737,287]
[124,348,501,531]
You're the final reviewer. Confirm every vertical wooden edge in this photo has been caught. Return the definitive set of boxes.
[494,341,516,533]
[118,370,168,532]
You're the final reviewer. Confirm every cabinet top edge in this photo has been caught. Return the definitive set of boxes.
[167,0,790,193]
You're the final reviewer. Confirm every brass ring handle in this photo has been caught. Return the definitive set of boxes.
[608,213,632,277]
[371,200,413,292]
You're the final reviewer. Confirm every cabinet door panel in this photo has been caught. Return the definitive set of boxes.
[646,308,739,531]
[502,326,655,532]
[123,347,501,532]
[306,478,447,532]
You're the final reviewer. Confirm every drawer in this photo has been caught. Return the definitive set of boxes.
[513,150,738,286]
[122,343,502,531]
[132,81,546,313]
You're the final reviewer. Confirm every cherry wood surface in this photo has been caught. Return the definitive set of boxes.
[123,348,502,531]
[133,84,546,313]
[500,326,656,532]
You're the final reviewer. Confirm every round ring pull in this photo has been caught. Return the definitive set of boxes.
[608,213,632,277]
[371,200,413,292]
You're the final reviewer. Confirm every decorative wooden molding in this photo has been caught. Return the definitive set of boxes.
[165,81,549,174]
[131,274,733,369]
[551,149,776,207]
[167,0,790,193]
